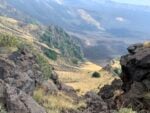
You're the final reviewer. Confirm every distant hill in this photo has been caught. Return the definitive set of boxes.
[1,0,149,65]
[82,40,128,66]
[0,15,84,65]
[4,0,150,39]
[0,0,35,23]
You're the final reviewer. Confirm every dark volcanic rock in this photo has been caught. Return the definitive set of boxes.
[0,49,44,94]
[83,92,109,113]
[127,43,143,54]
[81,43,150,113]
[0,79,46,113]
[120,43,150,112]
[120,43,150,91]
[6,85,46,113]
[51,71,62,89]
[41,80,58,94]
[98,79,123,100]
[0,49,47,113]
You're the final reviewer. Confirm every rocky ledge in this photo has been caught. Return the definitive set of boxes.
[0,47,78,113]
[82,43,150,113]
[0,48,47,113]
[119,43,150,112]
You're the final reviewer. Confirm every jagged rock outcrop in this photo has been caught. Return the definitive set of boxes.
[121,43,150,91]
[41,80,58,94]
[83,92,109,113]
[6,84,46,113]
[51,70,62,90]
[0,49,47,113]
[80,79,122,113]
[82,43,150,113]
[98,79,123,100]
[0,47,79,113]
[0,48,44,95]
[0,80,46,113]
[119,43,150,112]
[51,70,78,99]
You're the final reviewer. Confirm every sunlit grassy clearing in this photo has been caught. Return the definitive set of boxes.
[57,61,118,95]
[80,61,102,71]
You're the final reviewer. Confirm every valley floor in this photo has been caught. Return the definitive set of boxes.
[56,61,118,95]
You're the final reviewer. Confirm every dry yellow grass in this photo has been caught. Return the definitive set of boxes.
[144,41,150,48]
[80,61,102,71]
[0,47,18,55]
[23,24,39,32]
[57,71,87,83]
[67,74,115,95]
[117,108,137,113]
[33,88,86,113]
[0,16,58,52]
[57,62,117,95]
[0,16,18,25]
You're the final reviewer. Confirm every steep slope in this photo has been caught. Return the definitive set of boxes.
[118,43,150,112]
[3,0,150,65]
[80,43,150,113]
[0,34,49,113]
[0,32,85,113]
[0,16,84,65]
[39,26,84,63]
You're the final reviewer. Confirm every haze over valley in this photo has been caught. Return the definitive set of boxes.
[0,0,150,113]
[1,0,149,65]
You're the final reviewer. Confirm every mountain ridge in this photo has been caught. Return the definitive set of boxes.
[2,0,150,65]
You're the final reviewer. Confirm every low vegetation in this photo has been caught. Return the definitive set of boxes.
[35,53,52,79]
[0,34,21,54]
[0,32,52,80]
[113,68,122,76]
[107,58,122,76]
[92,71,101,78]
[144,92,150,100]
[33,88,86,113]
[116,108,137,113]
[57,62,117,95]
[43,48,57,60]
[0,104,7,113]
[0,34,19,47]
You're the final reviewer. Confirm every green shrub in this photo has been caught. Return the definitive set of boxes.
[43,48,57,60]
[0,34,19,47]
[92,72,101,78]
[35,53,51,79]
[71,58,78,64]
[40,31,53,47]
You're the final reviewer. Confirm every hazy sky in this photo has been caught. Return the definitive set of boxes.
[112,0,150,6]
